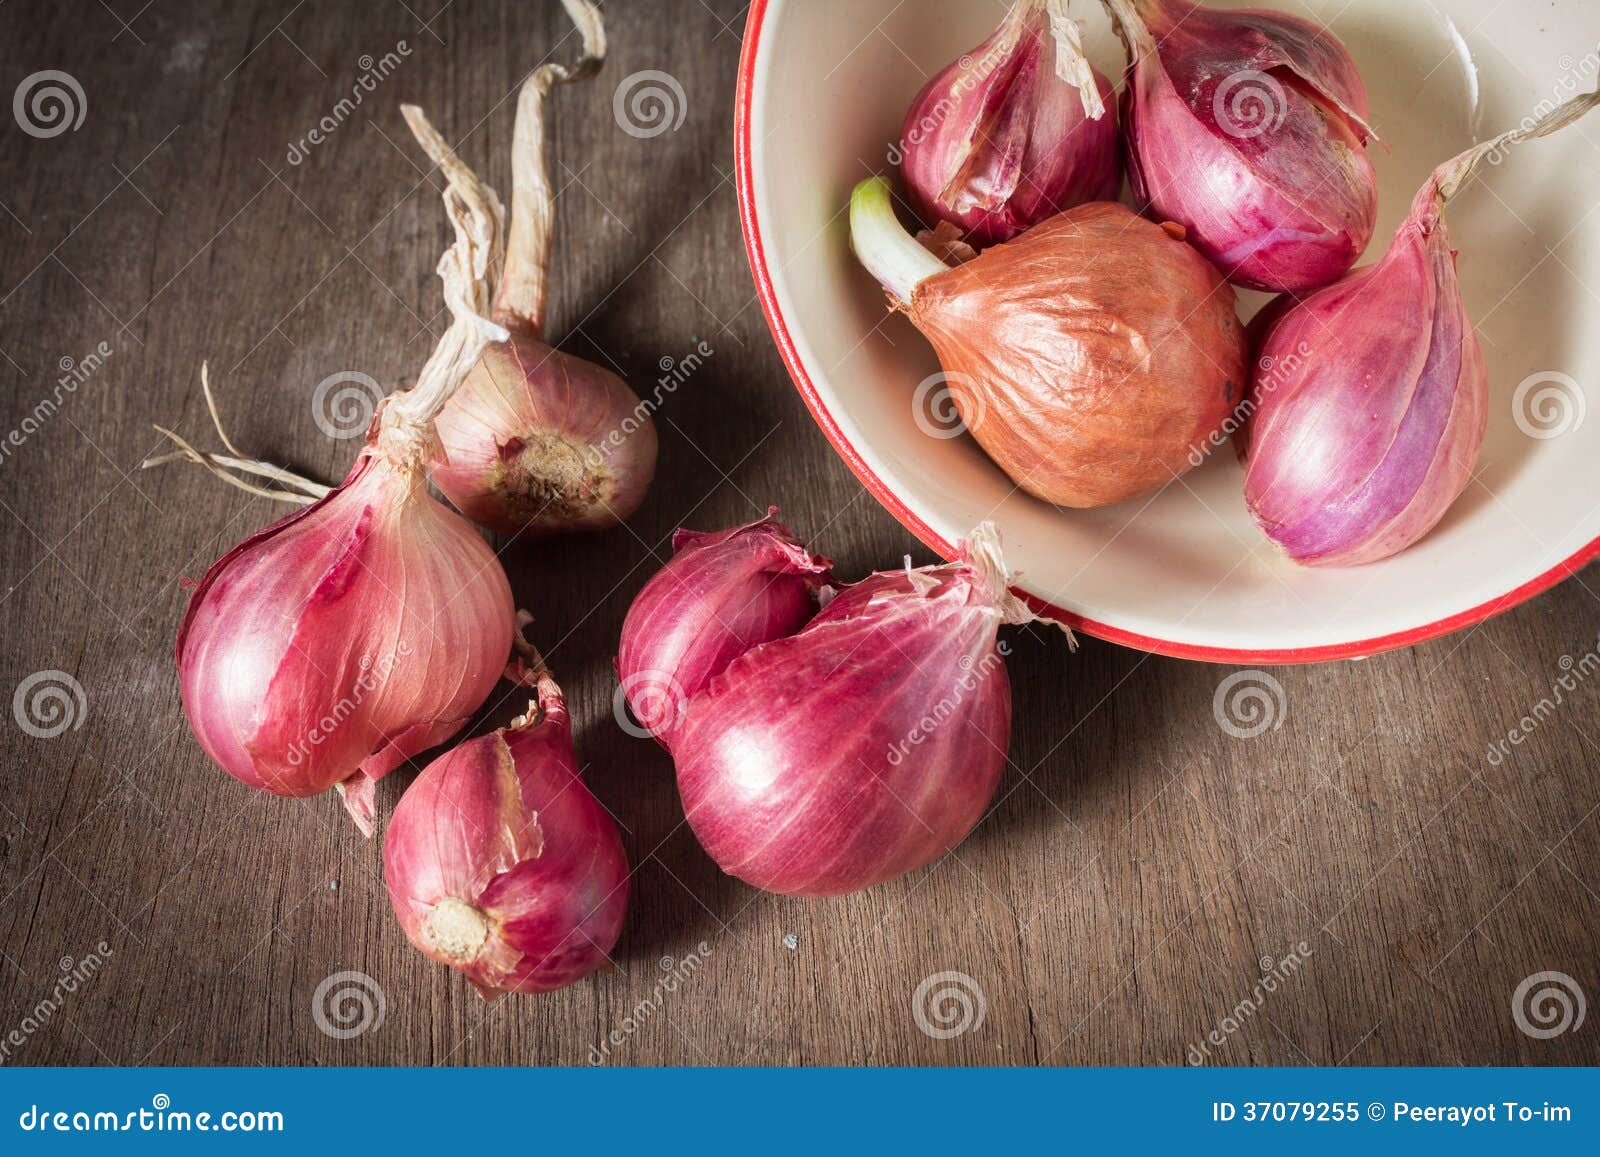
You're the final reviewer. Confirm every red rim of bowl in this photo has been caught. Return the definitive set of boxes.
[733,0,1600,664]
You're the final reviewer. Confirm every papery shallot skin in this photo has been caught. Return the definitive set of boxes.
[384,674,629,995]
[615,508,833,747]
[910,201,1247,507]
[1109,0,1377,293]
[177,454,515,833]
[673,531,1024,897]
[432,330,658,536]
[900,1,1121,247]
[1240,180,1487,567]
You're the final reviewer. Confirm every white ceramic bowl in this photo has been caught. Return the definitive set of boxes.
[736,0,1600,662]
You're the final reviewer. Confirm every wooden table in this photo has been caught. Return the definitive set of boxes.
[1,0,1596,1067]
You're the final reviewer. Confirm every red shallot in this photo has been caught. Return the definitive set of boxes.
[1102,0,1377,293]
[1241,89,1600,567]
[898,0,1120,247]
[615,508,833,747]
[673,523,1064,897]
[155,106,516,834]
[430,0,658,537]
[384,652,629,996]
[850,175,1246,507]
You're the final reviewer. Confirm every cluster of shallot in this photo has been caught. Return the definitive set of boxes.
[619,512,1067,896]
[151,1,632,999]
[854,0,1599,567]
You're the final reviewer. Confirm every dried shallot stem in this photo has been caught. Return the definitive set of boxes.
[962,521,1076,646]
[1041,0,1105,119]
[142,363,331,506]
[497,0,606,336]
[1432,87,1600,205]
[377,105,511,470]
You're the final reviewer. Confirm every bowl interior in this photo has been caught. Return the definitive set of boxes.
[743,0,1600,660]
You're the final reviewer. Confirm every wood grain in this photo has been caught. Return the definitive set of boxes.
[1,0,1597,1067]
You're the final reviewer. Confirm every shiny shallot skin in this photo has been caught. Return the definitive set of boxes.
[384,668,629,996]
[1105,0,1377,293]
[905,200,1247,507]
[615,508,833,747]
[1242,187,1485,565]
[177,454,516,834]
[1240,87,1600,566]
[899,0,1120,246]
[673,526,1041,897]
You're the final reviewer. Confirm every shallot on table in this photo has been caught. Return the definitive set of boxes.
[670,522,1067,897]
[430,0,658,537]
[615,508,833,747]
[385,644,629,996]
[152,107,515,834]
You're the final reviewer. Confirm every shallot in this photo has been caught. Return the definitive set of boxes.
[615,508,833,747]
[849,175,1247,507]
[898,0,1120,246]
[430,0,658,537]
[155,107,515,834]
[1102,0,1377,293]
[1241,89,1600,567]
[673,523,1063,897]
[385,651,629,995]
